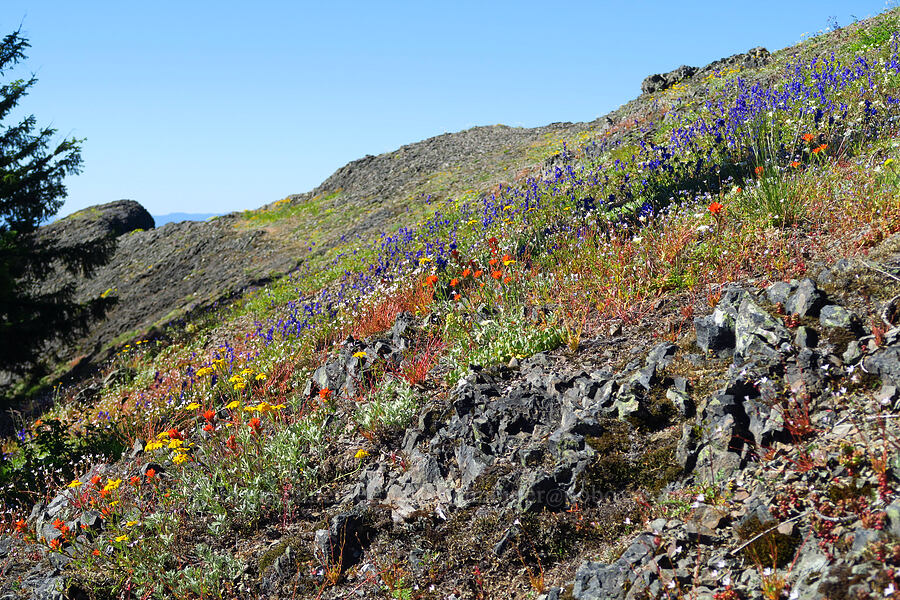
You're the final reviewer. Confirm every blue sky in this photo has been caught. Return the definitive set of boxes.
[2,1,893,218]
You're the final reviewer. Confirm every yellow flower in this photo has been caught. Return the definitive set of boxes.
[886,158,895,167]
[234,381,247,391]
[418,257,432,264]
[173,453,189,465]
[109,500,119,507]
[126,521,138,527]
[256,401,272,413]
[240,368,254,376]
[156,431,170,439]
[168,439,184,449]
[503,259,516,266]
[503,205,513,211]
[195,367,213,377]
[103,479,122,492]
[353,351,367,358]
[228,375,243,384]
[226,400,240,410]
[185,402,201,410]
[67,479,83,488]
[273,404,286,410]
[255,373,267,381]
[243,405,258,412]
[354,449,369,459]
[115,534,129,542]
[144,441,164,451]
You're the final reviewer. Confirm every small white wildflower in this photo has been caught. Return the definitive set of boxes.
[723,575,731,586]
[763,567,773,577]
[789,590,799,600]
[667,580,676,590]
[696,493,705,503]
[716,560,726,569]
[624,517,632,525]
[885,583,895,597]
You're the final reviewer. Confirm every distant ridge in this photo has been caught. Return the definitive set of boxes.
[152,212,219,226]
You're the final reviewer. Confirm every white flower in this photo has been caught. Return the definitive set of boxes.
[722,575,731,587]
[697,493,705,502]
[667,580,676,589]
[763,567,773,577]
[624,517,632,525]
[885,583,895,597]
[716,560,726,569]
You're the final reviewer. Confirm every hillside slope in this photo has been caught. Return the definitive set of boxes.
[5,9,900,600]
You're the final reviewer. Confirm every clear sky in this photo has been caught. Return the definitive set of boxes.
[1,1,893,218]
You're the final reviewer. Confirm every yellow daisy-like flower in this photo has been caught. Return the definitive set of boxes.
[144,441,164,451]
[173,453,189,465]
[195,367,213,377]
[109,500,119,507]
[418,257,432,264]
[273,404,286,410]
[185,402,201,410]
[115,534,129,542]
[256,401,272,413]
[240,368,254,376]
[353,351,367,358]
[103,479,122,492]
[255,373,267,381]
[125,521,138,527]
[213,358,225,366]
[503,259,516,266]
[168,439,184,449]
[234,382,246,391]
[156,431,170,439]
[354,449,369,459]
[228,375,243,384]
[226,400,240,410]
[243,405,258,412]
[67,479,83,488]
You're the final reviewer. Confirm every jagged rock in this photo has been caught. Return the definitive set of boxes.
[734,296,791,361]
[795,326,818,348]
[819,305,857,330]
[766,281,796,305]
[641,65,698,94]
[313,511,370,574]
[865,347,900,386]
[785,278,827,317]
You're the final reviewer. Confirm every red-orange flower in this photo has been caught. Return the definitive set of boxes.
[90,475,102,486]
[708,202,724,215]
[129,476,140,486]
[790,160,801,168]
[226,434,237,450]
[503,276,513,284]
[489,258,498,267]
[450,278,459,287]
[318,387,332,400]
[812,144,828,155]
[802,133,815,143]
[754,166,764,176]
[203,423,214,433]
[145,468,156,479]
[49,538,61,550]
[453,293,461,301]
[92,549,101,557]
[491,270,503,280]
[249,417,261,433]
[424,274,439,287]
[203,409,216,422]
[14,519,26,533]
[462,268,471,278]
[52,518,64,530]
[167,428,182,441]
[473,270,483,278]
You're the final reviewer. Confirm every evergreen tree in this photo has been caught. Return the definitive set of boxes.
[0,29,113,376]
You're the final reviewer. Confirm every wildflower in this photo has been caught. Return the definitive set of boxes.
[453,293,461,301]
[234,381,246,391]
[755,166,764,176]
[103,479,122,492]
[708,202,724,215]
[813,143,828,154]
[255,373,266,381]
[473,270,483,278]
[49,538,61,550]
[115,534,129,543]
[203,423,214,433]
[144,440,164,451]
[886,158,895,167]
[249,417,262,434]
[67,479,83,488]
[318,387,333,401]
[489,258,498,267]
[173,453,189,465]
[14,519,26,533]
[240,368,254,376]
[462,268,471,277]
[450,278,459,287]
[503,276,513,284]
[167,428,182,440]
[203,409,216,422]
[145,468,156,479]
[418,256,432,264]
[226,400,240,410]
[195,367,213,377]
[424,274,439,287]
[92,549,100,557]
[273,403,286,409]
[502,254,515,266]
[129,476,140,486]
[352,351,367,358]
[355,449,370,459]
[126,521,138,528]
[156,431,170,439]
[91,475,102,486]
[226,434,237,450]
[491,270,502,280]
[168,439,184,449]
[52,518,65,530]
[228,375,243,384]
[255,401,273,413]
[802,133,815,142]
[790,160,801,168]
[185,402,201,410]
